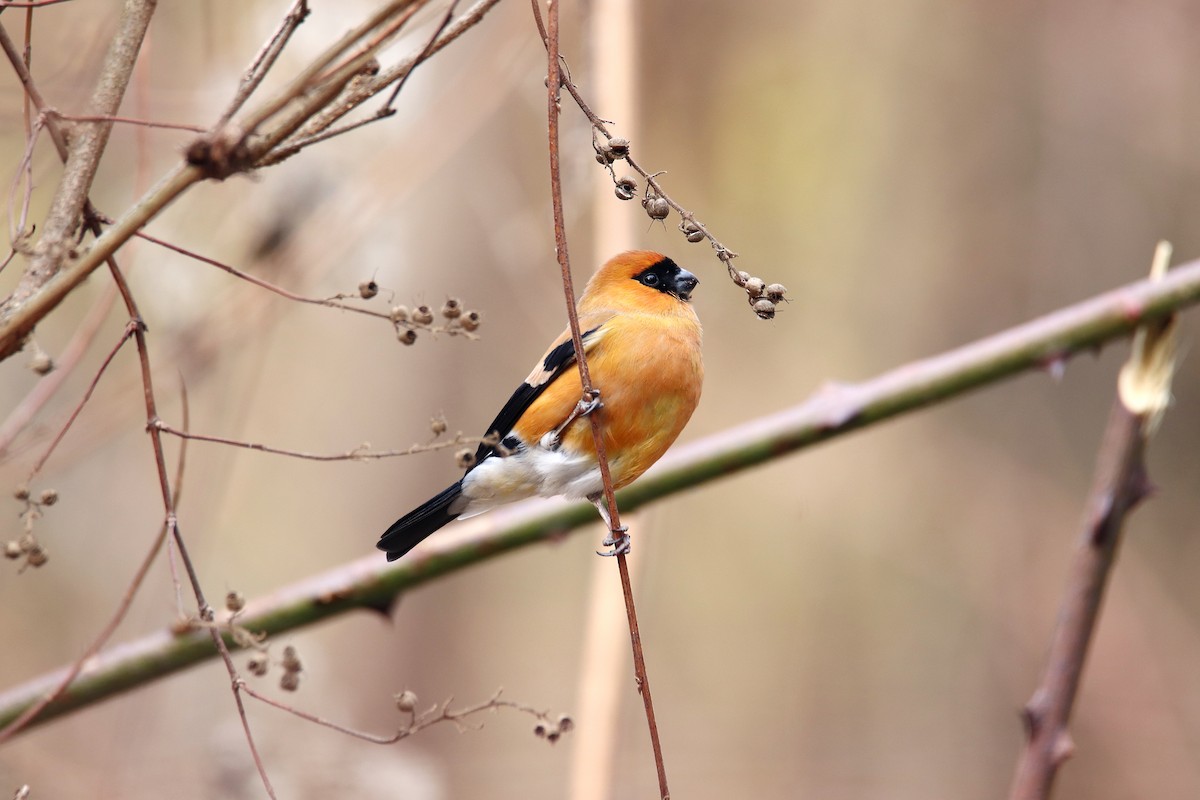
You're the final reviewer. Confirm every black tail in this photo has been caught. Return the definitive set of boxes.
[377,481,463,561]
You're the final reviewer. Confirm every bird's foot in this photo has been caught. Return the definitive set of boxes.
[575,389,603,418]
[546,390,604,451]
[596,526,630,557]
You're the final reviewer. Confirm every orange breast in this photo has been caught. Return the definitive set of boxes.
[514,312,703,489]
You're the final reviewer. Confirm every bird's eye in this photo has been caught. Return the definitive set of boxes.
[642,273,660,286]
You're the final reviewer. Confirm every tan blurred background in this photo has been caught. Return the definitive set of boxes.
[3,1,1200,797]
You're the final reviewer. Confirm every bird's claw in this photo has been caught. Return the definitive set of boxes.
[576,389,603,418]
[596,526,630,557]
[546,390,605,452]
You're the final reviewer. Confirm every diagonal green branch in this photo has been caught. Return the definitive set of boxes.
[2,256,1200,736]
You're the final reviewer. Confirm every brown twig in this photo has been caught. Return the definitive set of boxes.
[135,230,481,340]
[218,0,310,125]
[0,288,117,458]
[242,684,571,746]
[530,7,781,320]
[43,110,207,133]
[539,1,670,796]
[0,386,189,744]
[1008,244,1179,800]
[24,319,136,481]
[153,419,485,462]
[260,0,502,165]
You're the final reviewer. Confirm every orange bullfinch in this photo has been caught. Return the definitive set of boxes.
[377,250,703,561]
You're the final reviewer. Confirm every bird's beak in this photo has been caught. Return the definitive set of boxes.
[673,269,699,301]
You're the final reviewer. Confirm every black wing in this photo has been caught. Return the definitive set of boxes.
[470,325,602,468]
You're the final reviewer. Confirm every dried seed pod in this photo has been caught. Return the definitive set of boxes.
[459,310,481,332]
[533,722,548,738]
[765,283,787,302]
[358,280,379,300]
[642,195,669,221]
[281,645,302,673]
[607,137,630,158]
[13,485,29,502]
[614,176,637,201]
[734,271,751,287]
[18,533,35,553]
[394,689,418,712]
[389,305,409,323]
[455,448,476,470]
[744,277,765,298]
[680,220,705,243]
[557,714,574,733]
[398,329,418,346]
[225,591,246,613]
[26,546,47,567]
[441,298,462,319]
[29,351,54,375]
[412,305,435,326]
[279,670,300,692]
[5,541,21,559]
[39,488,58,506]
[247,654,270,676]
[430,416,448,436]
[752,298,777,319]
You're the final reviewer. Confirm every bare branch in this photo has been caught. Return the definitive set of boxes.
[537,0,670,795]
[1008,243,1180,800]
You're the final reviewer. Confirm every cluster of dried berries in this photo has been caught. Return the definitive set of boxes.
[732,271,788,320]
[533,713,575,744]
[6,485,57,570]
[593,133,788,320]
[246,643,303,692]
[389,298,481,346]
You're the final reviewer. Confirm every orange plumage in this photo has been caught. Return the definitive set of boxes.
[377,251,703,560]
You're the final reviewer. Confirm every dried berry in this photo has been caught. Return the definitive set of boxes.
[39,488,58,506]
[765,283,787,302]
[225,591,246,613]
[29,351,53,375]
[394,689,418,712]
[455,448,476,470]
[752,298,776,319]
[734,271,750,287]
[398,329,418,346]
[744,277,765,298]
[459,310,481,332]
[248,654,270,676]
[412,305,435,326]
[281,645,302,673]
[279,670,300,692]
[606,137,630,158]
[642,195,669,221]
[358,280,379,300]
[13,485,29,502]
[389,305,409,323]
[614,176,637,201]
[26,546,47,567]
[430,416,448,436]
[680,220,705,243]
[441,298,462,319]
[5,541,22,559]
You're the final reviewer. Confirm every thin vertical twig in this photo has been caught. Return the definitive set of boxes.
[540,1,670,796]
[571,0,640,797]
[1008,243,1179,800]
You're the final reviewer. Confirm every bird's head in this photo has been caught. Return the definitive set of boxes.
[580,251,699,314]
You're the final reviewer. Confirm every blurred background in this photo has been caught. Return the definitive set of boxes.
[2,0,1200,797]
